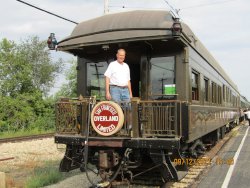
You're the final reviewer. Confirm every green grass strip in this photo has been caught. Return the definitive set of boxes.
[25,161,81,188]
[0,129,54,139]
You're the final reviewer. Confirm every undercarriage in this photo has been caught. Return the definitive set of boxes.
[59,144,188,187]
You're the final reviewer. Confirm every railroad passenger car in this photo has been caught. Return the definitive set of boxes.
[54,10,244,186]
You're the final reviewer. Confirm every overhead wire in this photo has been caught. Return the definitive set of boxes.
[180,0,238,10]
[109,5,166,10]
[109,0,238,14]
[16,0,78,24]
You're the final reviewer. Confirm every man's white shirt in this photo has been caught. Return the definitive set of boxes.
[244,111,250,119]
[104,60,130,86]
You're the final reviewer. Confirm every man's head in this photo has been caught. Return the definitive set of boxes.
[116,49,126,63]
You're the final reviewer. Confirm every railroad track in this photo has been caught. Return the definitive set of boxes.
[0,133,54,144]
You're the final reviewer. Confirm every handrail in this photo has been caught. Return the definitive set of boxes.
[138,101,181,138]
[55,98,182,138]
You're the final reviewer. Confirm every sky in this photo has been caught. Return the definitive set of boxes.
[0,0,250,100]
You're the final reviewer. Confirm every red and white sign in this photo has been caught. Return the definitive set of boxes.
[91,101,124,136]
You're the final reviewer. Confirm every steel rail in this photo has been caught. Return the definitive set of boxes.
[0,133,54,144]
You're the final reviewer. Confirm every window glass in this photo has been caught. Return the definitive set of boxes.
[218,86,222,104]
[204,78,209,101]
[150,56,175,99]
[226,87,229,102]
[87,61,108,100]
[223,85,226,101]
[212,82,217,103]
[192,71,199,101]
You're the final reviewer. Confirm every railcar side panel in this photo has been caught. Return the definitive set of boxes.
[188,105,238,142]
[187,46,240,142]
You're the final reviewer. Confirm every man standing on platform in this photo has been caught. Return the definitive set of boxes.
[104,49,133,103]
[244,109,250,126]
[104,49,133,130]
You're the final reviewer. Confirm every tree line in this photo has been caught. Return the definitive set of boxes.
[0,36,76,133]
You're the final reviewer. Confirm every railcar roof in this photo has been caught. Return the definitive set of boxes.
[58,10,173,47]
[58,10,238,91]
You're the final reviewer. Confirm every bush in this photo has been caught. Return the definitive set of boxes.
[0,93,56,133]
[30,115,55,131]
[0,95,35,131]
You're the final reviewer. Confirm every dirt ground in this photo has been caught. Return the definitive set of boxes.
[0,138,65,188]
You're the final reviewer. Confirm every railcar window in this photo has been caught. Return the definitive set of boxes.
[230,90,232,103]
[87,61,108,100]
[204,78,209,101]
[226,87,229,103]
[218,85,222,104]
[150,56,175,99]
[212,82,217,103]
[192,71,199,101]
[223,85,226,101]
[232,94,236,106]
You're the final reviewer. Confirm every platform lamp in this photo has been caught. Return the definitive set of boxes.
[47,33,57,50]
[172,18,182,36]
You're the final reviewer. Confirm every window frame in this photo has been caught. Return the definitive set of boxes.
[149,56,176,99]
[204,77,209,102]
[191,70,200,101]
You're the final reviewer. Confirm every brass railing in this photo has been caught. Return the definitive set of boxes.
[55,97,181,138]
[55,97,94,134]
[56,100,81,134]
[138,101,180,137]
[117,102,132,137]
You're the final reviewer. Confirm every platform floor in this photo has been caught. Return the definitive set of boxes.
[197,122,250,188]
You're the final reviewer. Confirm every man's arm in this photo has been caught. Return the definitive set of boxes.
[128,80,133,99]
[105,76,111,100]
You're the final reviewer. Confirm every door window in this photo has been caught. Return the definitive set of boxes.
[87,61,108,100]
[150,56,175,99]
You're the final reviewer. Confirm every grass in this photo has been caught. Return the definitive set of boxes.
[0,128,54,139]
[25,161,80,188]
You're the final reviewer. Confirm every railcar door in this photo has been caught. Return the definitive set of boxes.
[124,48,141,98]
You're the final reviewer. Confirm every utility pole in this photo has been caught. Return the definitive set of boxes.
[104,0,109,14]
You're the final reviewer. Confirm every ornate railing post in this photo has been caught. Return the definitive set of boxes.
[80,100,87,135]
[131,97,140,138]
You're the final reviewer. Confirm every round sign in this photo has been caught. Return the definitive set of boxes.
[91,101,124,136]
